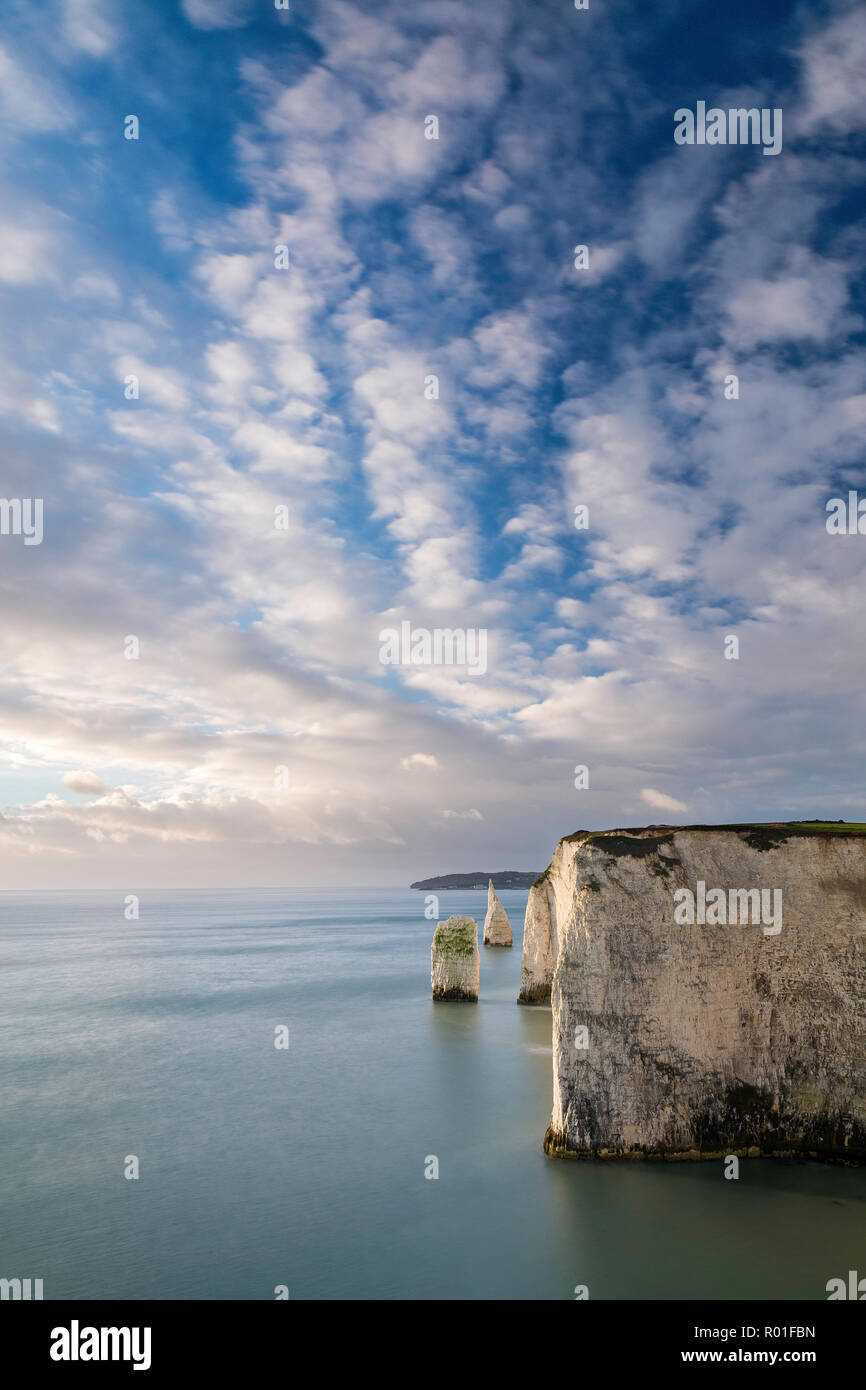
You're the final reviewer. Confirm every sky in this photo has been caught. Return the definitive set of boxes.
[0,0,864,888]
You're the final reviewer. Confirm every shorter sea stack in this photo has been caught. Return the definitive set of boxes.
[483,879,513,947]
[431,916,480,1001]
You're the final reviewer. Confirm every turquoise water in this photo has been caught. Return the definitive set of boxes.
[0,887,863,1300]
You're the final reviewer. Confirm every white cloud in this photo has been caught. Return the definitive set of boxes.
[115,356,190,411]
[469,310,552,391]
[725,266,850,346]
[181,0,252,31]
[63,0,117,57]
[62,771,112,795]
[195,253,260,312]
[71,271,120,302]
[0,45,71,132]
[401,753,439,770]
[206,340,256,405]
[0,220,55,284]
[410,206,476,292]
[795,7,866,135]
[640,789,690,814]
[151,191,193,254]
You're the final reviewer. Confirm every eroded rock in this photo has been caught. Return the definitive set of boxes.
[518,836,586,1002]
[483,879,513,947]
[431,915,479,1001]
[540,825,866,1162]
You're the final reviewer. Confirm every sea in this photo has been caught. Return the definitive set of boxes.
[0,887,863,1300]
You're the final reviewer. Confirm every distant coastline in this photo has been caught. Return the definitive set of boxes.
[410,871,541,890]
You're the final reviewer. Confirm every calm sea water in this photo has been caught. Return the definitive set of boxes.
[0,887,863,1300]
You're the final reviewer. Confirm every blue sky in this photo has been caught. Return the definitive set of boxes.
[0,0,864,886]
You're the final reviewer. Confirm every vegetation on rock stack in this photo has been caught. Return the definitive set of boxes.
[433,917,477,956]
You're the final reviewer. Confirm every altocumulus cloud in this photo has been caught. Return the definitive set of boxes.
[0,0,863,886]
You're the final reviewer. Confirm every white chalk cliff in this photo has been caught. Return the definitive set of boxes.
[431,916,480,1001]
[483,879,513,946]
[525,826,866,1162]
[517,844,574,1003]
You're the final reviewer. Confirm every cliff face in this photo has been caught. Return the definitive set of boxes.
[518,836,579,1002]
[540,827,866,1162]
[431,916,480,1001]
[483,879,513,946]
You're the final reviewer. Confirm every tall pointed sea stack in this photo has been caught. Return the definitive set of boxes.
[483,879,513,946]
[431,916,480,1001]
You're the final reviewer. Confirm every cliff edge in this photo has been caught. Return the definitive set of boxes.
[535,824,866,1163]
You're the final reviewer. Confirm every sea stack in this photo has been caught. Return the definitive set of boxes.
[483,879,513,946]
[539,825,866,1162]
[431,916,480,1001]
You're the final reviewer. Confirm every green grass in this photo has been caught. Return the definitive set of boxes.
[586,820,866,839]
[561,821,866,859]
[789,821,866,833]
[432,916,477,956]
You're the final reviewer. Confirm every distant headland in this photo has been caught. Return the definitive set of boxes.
[410,871,541,890]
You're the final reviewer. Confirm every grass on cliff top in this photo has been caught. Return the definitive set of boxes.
[792,822,866,832]
[562,821,866,858]
[432,916,477,955]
